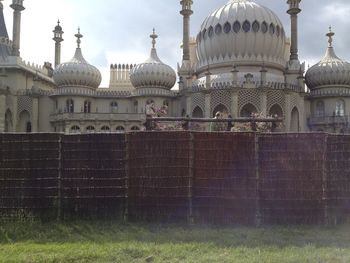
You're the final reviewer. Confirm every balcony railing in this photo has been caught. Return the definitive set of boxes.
[50,112,146,122]
[308,115,349,126]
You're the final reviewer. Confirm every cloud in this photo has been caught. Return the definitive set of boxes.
[1,0,350,87]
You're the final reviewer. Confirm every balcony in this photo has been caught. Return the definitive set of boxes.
[308,115,349,126]
[50,112,146,123]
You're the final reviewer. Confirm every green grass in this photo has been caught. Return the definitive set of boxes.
[0,221,350,262]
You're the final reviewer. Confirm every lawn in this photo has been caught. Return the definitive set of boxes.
[0,221,349,263]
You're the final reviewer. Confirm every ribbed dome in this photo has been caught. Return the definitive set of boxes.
[130,30,176,90]
[305,30,350,90]
[196,0,287,72]
[53,29,102,89]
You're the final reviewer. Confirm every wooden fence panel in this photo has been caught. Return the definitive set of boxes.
[61,134,126,219]
[193,133,257,224]
[0,133,60,221]
[259,133,325,224]
[128,132,191,222]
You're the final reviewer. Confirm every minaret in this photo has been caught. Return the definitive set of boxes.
[53,20,64,68]
[287,0,301,61]
[10,0,25,57]
[180,0,193,62]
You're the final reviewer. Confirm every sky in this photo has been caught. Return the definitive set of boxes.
[2,0,350,87]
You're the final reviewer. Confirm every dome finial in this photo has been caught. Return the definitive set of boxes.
[326,26,335,48]
[150,28,158,49]
[75,27,83,48]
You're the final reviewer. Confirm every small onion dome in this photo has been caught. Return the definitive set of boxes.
[53,28,102,89]
[196,0,287,71]
[130,29,176,90]
[305,28,350,90]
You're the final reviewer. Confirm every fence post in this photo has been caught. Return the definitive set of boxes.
[254,133,261,227]
[322,134,330,226]
[188,132,194,224]
[123,133,129,223]
[57,134,62,221]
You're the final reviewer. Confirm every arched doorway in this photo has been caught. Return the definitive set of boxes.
[18,110,31,133]
[290,107,300,132]
[212,104,228,117]
[240,103,258,117]
[192,106,204,118]
[269,104,283,117]
[5,109,13,132]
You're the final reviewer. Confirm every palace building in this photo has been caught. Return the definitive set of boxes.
[0,0,349,133]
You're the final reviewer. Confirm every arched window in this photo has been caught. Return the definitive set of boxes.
[18,110,31,133]
[208,26,214,38]
[223,22,231,34]
[131,126,140,131]
[5,109,13,132]
[86,126,95,133]
[215,24,222,35]
[269,104,283,117]
[316,101,325,117]
[242,20,251,33]
[134,100,138,113]
[261,21,268,34]
[269,23,275,35]
[252,21,260,33]
[240,103,258,117]
[70,125,80,134]
[66,99,74,113]
[110,101,118,113]
[101,126,110,132]
[163,100,169,107]
[192,106,204,118]
[213,104,229,117]
[290,107,300,132]
[233,21,241,33]
[84,100,91,113]
[116,126,125,133]
[336,100,345,116]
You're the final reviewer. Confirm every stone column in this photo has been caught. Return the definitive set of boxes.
[11,0,25,57]
[287,0,301,61]
[186,95,192,116]
[180,0,193,62]
[285,94,291,131]
[231,92,239,118]
[32,97,39,132]
[260,92,267,116]
[204,92,211,118]
[0,95,5,132]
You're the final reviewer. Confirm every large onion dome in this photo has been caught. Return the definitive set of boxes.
[305,29,350,90]
[196,0,287,72]
[130,30,176,90]
[53,29,102,89]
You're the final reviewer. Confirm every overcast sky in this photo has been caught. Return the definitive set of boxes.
[2,0,350,87]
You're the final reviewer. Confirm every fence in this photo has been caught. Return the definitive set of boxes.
[0,132,350,225]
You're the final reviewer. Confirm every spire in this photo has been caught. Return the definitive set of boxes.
[150,28,158,49]
[75,27,83,48]
[10,0,25,57]
[53,20,64,68]
[326,26,334,48]
[147,29,161,63]
[0,0,9,38]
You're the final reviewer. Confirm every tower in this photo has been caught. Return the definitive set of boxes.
[180,0,193,62]
[10,0,25,57]
[287,0,301,62]
[53,20,64,68]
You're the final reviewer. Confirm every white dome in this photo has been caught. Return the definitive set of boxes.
[53,30,102,89]
[130,31,176,90]
[196,0,287,72]
[305,31,350,90]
